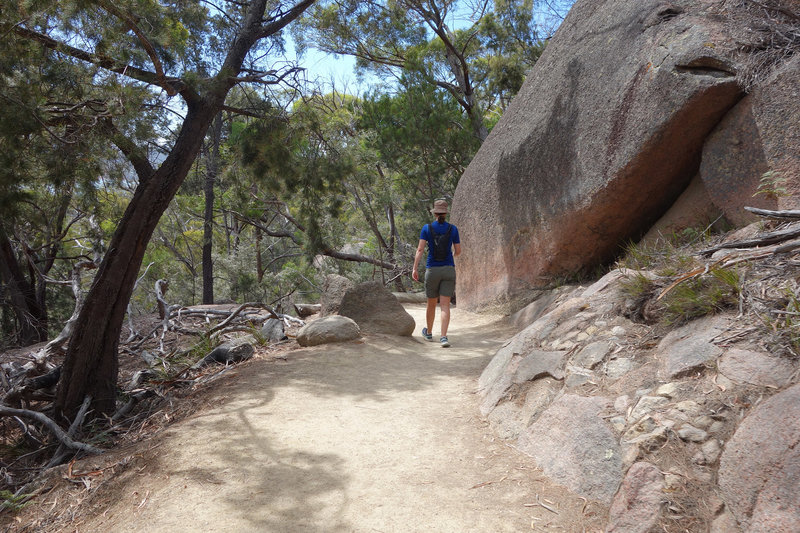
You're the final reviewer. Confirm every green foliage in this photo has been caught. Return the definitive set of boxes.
[620,271,656,301]
[617,222,741,326]
[360,76,478,223]
[293,0,551,139]
[659,268,741,326]
[754,169,788,199]
[761,286,800,353]
[0,490,31,513]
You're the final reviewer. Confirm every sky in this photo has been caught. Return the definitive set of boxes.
[282,0,575,94]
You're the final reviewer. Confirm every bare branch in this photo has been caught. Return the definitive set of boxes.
[10,25,186,95]
[93,0,178,95]
[0,405,103,455]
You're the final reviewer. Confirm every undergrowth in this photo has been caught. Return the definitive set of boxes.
[617,226,742,326]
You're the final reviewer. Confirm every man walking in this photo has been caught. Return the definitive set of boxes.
[412,199,461,347]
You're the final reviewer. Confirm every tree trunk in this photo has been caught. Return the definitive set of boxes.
[54,102,219,423]
[51,0,317,423]
[202,112,223,304]
[0,230,48,345]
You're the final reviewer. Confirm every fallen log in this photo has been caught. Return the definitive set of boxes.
[3,367,61,407]
[699,221,800,256]
[744,206,800,219]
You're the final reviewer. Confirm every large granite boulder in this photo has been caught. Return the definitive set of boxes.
[453,0,749,312]
[338,281,416,336]
[320,274,354,316]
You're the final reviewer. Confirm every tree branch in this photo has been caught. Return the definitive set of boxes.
[93,0,177,95]
[259,0,319,38]
[10,25,186,95]
[0,405,103,455]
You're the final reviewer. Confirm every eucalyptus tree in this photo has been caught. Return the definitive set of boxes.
[4,0,317,422]
[293,0,550,141]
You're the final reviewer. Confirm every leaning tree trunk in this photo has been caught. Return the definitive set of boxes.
[54,103,219,423]
[51,0,316,423]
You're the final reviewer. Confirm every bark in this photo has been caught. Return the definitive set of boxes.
[55,103,218,421]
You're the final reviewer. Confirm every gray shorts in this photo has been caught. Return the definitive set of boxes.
[425,266,456,299]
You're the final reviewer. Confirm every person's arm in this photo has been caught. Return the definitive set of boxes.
[453,242,462,257]
[412,239,427,281]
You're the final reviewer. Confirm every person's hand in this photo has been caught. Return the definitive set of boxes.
[412,268,419,282]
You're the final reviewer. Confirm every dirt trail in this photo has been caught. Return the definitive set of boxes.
[77,305,601,532]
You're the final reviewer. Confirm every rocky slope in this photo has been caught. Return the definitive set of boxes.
[478,224,800,532]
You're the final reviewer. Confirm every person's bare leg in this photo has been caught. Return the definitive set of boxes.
[426,297,437,332]
[439,296,451,337]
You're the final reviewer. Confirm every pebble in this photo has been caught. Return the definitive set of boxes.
[614,395,631,414]
[606,358,635,379]
[629,395,670,422]
[693,415,714,430]
[708,420,726,434]
[678,424,708,442]
[701,439,722,463]
[610,415,627,433]
[655,382,680,398]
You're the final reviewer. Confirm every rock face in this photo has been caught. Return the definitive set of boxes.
[338,281,416,336]
[452,0,799,313]
[296,315,361,347]
[607,462,665,533]
[518,394,622,504]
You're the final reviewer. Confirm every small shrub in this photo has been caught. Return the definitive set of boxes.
[1,490,31,512]
[754,170,788,199]
[659,267,741,325]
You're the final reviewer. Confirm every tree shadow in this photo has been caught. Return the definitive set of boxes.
[120,303,514,531]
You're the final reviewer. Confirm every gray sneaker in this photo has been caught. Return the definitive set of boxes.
[440,336,450,348]
[421,327,433,341]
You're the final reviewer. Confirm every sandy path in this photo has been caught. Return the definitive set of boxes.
[79,305,597,532]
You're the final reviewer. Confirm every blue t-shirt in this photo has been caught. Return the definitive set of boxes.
[420,221,460,268]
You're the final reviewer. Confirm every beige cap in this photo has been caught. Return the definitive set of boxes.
[431,199,448,214]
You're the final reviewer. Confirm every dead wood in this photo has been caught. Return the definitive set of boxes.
[744,206,800,219]
[699,221,800,256]
[3,367,61,407]
[47,396,93,467]
[0,404,102,455]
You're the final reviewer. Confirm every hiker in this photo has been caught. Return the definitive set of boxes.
[412,199,461,347]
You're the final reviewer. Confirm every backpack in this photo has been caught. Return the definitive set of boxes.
[428,223,453,262]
